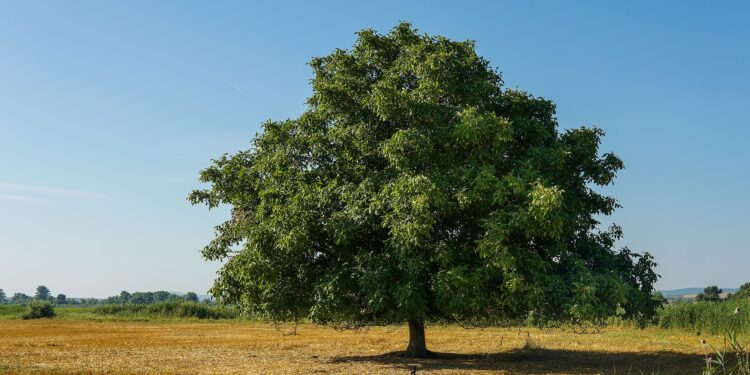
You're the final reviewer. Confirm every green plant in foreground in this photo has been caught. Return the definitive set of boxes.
[22,301,56,319]
[701,308,750,374]
[702,333,750,375]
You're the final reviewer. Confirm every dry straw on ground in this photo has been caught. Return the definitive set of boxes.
[0,320,711,374]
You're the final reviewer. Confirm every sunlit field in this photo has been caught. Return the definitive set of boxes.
[0,320,715,374]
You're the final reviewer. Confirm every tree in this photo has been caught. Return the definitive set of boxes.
[11,293,31,304]
[56,294,67,305]
[35,285,51,301]
[697,285,722,302]
[0,288,6,304]
[184,292,199,303]
[730,282,750,299]
[119,290,132,303]
[130,292,151,304]
[153,291,174,302]
[652,291,667,306]
[190,23,659,357]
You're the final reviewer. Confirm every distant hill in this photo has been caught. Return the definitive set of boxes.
[660,287,739,298]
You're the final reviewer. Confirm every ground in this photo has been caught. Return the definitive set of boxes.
[0,320,712,374]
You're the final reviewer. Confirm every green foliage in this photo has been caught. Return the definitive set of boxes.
[652,291,667,306]
[11,293,31,304]
[184,292,199,303]
[731,283,750,300]
[6,304,236,321]
[702,332,750,375]
[22,301,56,319]
[0,288,6,304]
[104,290,184,304]
[697,285,723,302]
[0,304,26,318]
[35,285,51,301]
[56,294,67,304]
[91,301,238,320]
[190,23,658,328]
[658,300,750,334]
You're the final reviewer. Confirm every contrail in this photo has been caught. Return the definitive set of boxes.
[222,78,245,92]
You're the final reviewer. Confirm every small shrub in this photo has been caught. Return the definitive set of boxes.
[22,302,56,319]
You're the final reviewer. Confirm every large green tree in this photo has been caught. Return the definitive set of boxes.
[190,23,658,357]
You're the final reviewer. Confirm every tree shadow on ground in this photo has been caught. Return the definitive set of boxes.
[331,348,706,374]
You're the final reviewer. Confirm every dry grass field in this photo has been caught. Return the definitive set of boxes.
[0,320,714,374]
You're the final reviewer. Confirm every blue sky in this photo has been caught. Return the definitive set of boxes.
[1,1,748,297]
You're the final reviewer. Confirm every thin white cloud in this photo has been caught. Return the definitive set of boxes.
[0,182,102,199]
[0,194,48,204]
[222,77,245,93]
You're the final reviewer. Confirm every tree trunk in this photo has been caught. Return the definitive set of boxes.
[405,319,430,358]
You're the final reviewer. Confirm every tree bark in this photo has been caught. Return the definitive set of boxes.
[405,319,429,358]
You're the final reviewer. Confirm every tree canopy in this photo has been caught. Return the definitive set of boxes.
[190,23,658,357]
[12,293,31,304]
[103,290,182,305]
[184,292,199,303]
[729,282,750,299]
[35,285,51,301]
[697,285,722,302]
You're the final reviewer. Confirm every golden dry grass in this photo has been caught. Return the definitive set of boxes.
[0,320,714,374]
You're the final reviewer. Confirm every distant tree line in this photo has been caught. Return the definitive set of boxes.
[3,283,749,307]
[104,290,200,304]
[0,285,65,305]
[694,283,750,302]
[0,286,203,305]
